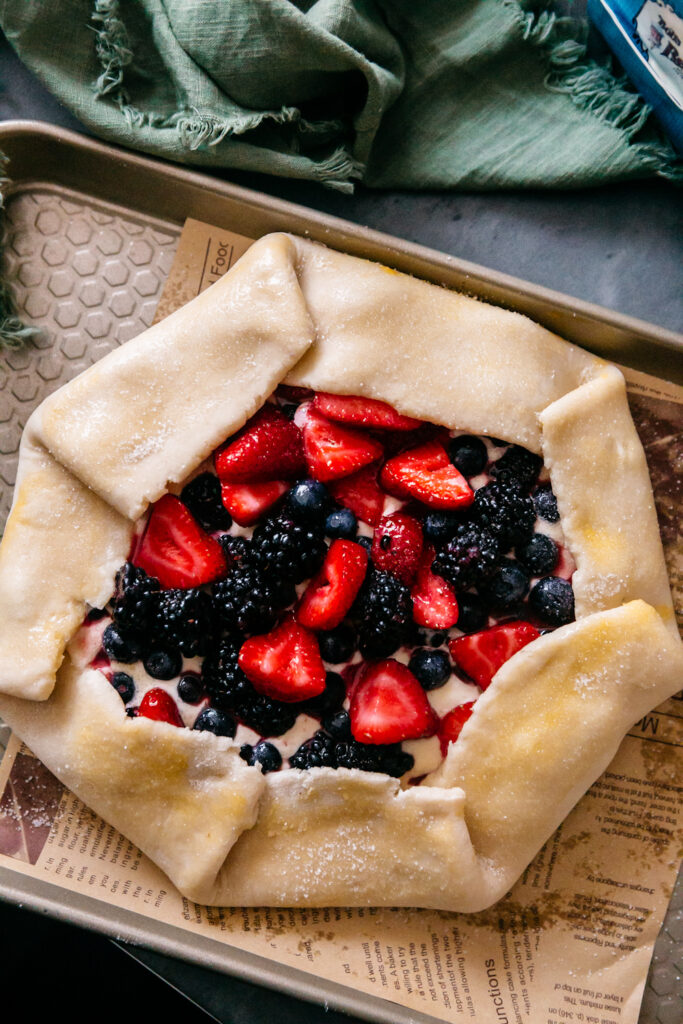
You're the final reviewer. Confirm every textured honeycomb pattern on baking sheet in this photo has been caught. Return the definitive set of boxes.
[0,188,179,526]
[0,184,679,1024]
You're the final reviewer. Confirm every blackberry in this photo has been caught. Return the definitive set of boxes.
[144,648,182,680]
[193,707,236,737]
[455,593,488,634]
[317,623,356,664]
[102,622,143,664]
[287,479,330,523]
[422,511,460,547]
[516,534,558,576]
[289,731,337,769]
[408,648,451,690]
[218,534,252,567]
[432,522,500,590]
[110,562,161,637]
[238,693,297,737]
[529,577,575,626]
[479,561,530,612]
[334,739,413,778]
[473,480,535,548]
[212,562,294,634]
[180,472,232,531]
[354,569,413,659]
[378,747,415,778]
[240,740,282,773]
[533,485,560,524]
[448,435,488,477]
[111,671,135,704]
[325,507,357,539]
[251,510,327,584]
[151,587,216,657]
[491,445,542,491]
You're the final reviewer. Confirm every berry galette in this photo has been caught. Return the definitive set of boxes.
[0,234,680,911]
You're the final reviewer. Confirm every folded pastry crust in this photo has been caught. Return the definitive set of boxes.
[0,233,679,910]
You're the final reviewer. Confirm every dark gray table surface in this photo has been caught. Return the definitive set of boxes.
[0,22,681,1024]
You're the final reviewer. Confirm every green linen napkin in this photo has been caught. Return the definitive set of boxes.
[0,0,680,345]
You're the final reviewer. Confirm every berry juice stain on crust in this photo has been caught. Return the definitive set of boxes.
[84,391,576,780]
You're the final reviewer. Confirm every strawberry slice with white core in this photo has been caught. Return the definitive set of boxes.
[438,701,476,755]
[297,539,368,631]
[380,441,474,509]
[329,462,384,526]
[449,621,540,690]
[411,545,459,629]
[371,512,424,585]
[220,479,288,526]
[215,404,305,483]
[300,405,384,482]
[238,617,326,702]
[349,660,438,745]
[313,392,423,431]
[134,494,227,589]
[137,688,184,727]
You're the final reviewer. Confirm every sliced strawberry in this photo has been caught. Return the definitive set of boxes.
[349,660,438,745]
[329,462,384,526]
[411,545,459,629]
[380,441,474,510]
[314,392,423,431]
[137,688,184,727]
[215,404,305,483]
[449,621,540,690]
[297,539,368,631]
[301,406,383,483]
[134,494,227,589]
[238,617,326,702]
[438,701,476,755]
[220,479,288,526]
[371,512,423,585]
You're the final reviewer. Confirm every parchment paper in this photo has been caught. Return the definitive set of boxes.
[1,219,680,1024]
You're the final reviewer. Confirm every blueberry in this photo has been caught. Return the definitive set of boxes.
[408,648,451,690]
[529,577,575,626]
[102,623,142,663]
[455,593,488,634]
[516,534,558,576]
[177,673,203,704]
[480,562,530,611]
[448,435,488,477]
[241,740,282,773]
[325,507,357,539]
[324,709,353,740]
[287,479,330,522]
[422,512,459,546]
[430,631,447,648]
[193,706,236,737]
[357,535,373,553]
[111,671,135,704]
[144,648,182,680]
[533,485,559,524]
[303,671,346,716]
[317,624,356,664]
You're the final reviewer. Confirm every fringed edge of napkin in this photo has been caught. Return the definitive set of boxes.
[509,3,682,182]
[91,0,364,193]
[0,152,43,351]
